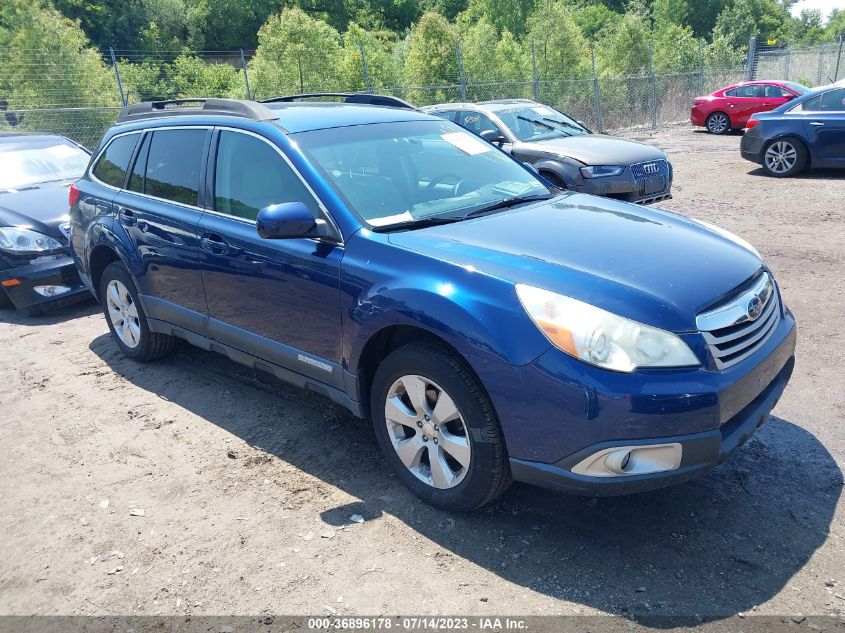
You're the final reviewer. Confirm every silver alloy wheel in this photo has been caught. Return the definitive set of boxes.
[707,112,729,134]
[105,279,141,349]
[764,140,797,174]
[384,374,472,489]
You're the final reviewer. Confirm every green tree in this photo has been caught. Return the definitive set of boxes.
[51,0,148,49]
[793,9,825,44]
[402,11,458,94]
[0,0,120,146]
[527,1,591,79]
[249,6,342,98]
[339,22,399,90]
[825,8,845,41]
[186,0,289,50]
[595,7,651,75]
[713,0,792,48]
[462,0,535,39]
[167,55,242,97]
[572,3,621,42]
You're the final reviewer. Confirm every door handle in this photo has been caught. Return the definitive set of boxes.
[809,121,825,127]
[200,233,230,255]
[117,206,137,226]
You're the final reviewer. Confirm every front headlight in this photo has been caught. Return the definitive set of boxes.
[580,165,625,178]
[516,285,700,372]
[0,227,64,254]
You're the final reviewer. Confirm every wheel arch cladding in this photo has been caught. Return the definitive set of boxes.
[88,244,122,301]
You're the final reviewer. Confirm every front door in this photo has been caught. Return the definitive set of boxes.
[197,128,344,384]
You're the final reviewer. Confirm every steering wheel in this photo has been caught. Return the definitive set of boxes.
[425,172,467,197]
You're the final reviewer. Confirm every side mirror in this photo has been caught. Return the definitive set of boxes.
[480,129,506,146]
[257,202,322,240]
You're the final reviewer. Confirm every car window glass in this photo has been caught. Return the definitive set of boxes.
[433,110,457,122]
[92,134,139,188]
[214,130,319,221]
[820,88,845,112]
[458,111,502,137]
[763,84,790,98]
[127,133,150,193]
[724,88,737,97]
[801,95,823,111]
[145,129,206,206]
[735,85,762,98]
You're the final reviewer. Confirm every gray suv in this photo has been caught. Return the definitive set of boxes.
[425,99,672,204]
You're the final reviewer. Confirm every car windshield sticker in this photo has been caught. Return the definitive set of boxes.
[46,144,79,159]
[532,106,555,116]
[441,132,492,155]
[368,211,414,226]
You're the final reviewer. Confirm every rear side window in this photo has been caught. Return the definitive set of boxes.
[145,129,207,206]
[801,95,823,111]
[127,133,150,193]
[213,130,319,221]
[92,134,139,188]
[821,88,845,112]
[433,110,458,122]
[734,85,762,98]
[458,111,502,137]
[763,84,791,98]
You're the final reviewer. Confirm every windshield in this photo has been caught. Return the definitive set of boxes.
[494,105,590,142]
[294,120,550,229]
[0,139,89,189]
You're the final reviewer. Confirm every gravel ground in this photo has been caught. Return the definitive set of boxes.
[1,126,844,623]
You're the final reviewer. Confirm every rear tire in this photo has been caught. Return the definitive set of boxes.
[99,261,174,361]
[370,341,511,512]
[762,137,807,178]
[706,112,731,135]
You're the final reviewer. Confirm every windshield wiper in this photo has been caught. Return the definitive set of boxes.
[461,194,554,219]
[370,215,464,233]
[517,115,571,138]
[542,117,586,132]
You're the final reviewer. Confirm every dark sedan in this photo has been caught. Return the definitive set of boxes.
[741,84,845,177]
[425,99,672,204]
[0,133,91,314]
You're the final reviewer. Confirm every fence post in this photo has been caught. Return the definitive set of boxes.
[455,41,467,101]
[359,44,373,93]
[746,37,756,81]
[784,48,791,80]
[835,35,843,82]
[648,42,657,129]
[109,47,127,107]
[590,47,603,133]
[816,45,825,86]
[698,40,705,95]
[531,42,539,101]
[239,49,252,100]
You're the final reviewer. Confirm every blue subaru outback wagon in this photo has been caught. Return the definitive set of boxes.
[69,96,796,511]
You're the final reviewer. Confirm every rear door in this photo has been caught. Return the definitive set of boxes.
[802,88,845,167]
[112,127,210,322]
[196,128,344,382]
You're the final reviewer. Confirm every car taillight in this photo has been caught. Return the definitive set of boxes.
[68,182,80,207]
[745,118,760,130]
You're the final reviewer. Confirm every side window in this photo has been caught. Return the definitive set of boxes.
[127,133,150,193]
[763,84,789,98]
[820,88,845,112]
[724,88,737,97]
[213,130,320,221]
[92,134,139,188]
[145,129,207,206]
[802,95,823,112]
[433,110,457,122]
[458,111,502,137]
[735,85,762,98]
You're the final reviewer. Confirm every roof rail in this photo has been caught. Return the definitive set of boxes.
[261,92,416,110]
[117,98,278,123]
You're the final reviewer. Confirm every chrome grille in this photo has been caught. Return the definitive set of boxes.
[697,273,781,370]
[630,159,670,199]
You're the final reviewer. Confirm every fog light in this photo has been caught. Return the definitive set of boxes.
[33,285,71,297]
[571,443,682,478]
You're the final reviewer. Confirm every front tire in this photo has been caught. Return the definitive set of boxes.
[706,112,731,134]
[370,341,511,511]
[762,137,807,177]
[99,262,174,361]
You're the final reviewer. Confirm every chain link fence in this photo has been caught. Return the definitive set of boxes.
[2,39,841,150]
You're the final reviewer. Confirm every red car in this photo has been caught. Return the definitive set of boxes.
[691,80,810,134]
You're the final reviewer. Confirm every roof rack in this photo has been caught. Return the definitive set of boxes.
[117,98,278,123]
[261,92,416,110]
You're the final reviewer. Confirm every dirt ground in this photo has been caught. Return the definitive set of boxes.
[1,126,844,622]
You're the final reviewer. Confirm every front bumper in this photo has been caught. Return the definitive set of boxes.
[0,255,90,312]
[486,308,796,496]
[577,162,673,205]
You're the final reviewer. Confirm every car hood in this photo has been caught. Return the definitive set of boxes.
[388,193,763,333]
[0,181,73,240]
[514,135,667,166]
